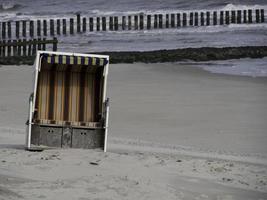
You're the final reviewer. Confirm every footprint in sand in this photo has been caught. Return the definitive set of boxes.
[222,177,233,182]
[238,180,249,186]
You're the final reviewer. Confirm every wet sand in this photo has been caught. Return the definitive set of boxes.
[108,63,267,157]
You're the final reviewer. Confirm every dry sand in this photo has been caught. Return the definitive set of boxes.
[0,63,267,200]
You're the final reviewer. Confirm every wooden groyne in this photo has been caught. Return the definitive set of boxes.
[1,45,267,65]
[95,46,267,63]
[0,37,57,58]
[0,9,265,39]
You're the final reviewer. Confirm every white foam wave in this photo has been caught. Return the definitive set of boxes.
[89,5,267,17]
[0,2,21,11]
[1,2,15,10]
[181,57,267,78]
[89,9,182,16]
[87,23,267,36]
[1,4,266,21]
[222,3,267,11]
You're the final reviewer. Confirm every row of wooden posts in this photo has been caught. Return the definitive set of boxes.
[0,38,58,57]
[0,9,265,39]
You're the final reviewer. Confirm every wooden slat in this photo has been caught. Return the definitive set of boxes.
[84,72,93,122]
[69,71,79,122]
[94,67,102,121]
[39,70,50,120]
[54,70,64,122]
[63,66,71,121]
[78,66,87,122]
[48,66,56,120]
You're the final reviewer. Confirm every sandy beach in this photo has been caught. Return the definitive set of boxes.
[0,63,267,199]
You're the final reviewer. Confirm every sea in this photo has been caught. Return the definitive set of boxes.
[0,0,267,77]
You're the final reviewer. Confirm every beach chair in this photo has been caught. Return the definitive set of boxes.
[25,51,110,151]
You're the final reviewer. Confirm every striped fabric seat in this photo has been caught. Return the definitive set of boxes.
[34,54,106,127]
[42,53,108,66]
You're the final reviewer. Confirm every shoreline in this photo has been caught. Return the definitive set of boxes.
[1,46,267,65]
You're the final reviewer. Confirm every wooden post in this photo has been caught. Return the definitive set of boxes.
[37,38,42,50]
[231,10,236,23]
[77,14,81,33]
[1,41,5,56]
[237,10,241,24]
[177,13,181,27]
[3,41,6,57]
[114,16,118,31]
[50,19,54,36]
[0,41,1,57]
[201,12,204,26]
[183,13,187,26]
[32,38,37,55]
[189,12,193,26]
[1,42,5,57]
[23,39,27,56]
[2,22,6,39]
[37,20,41,36]
[28,40,32,56]
[243,10,247,23]
[17,39,21,56]
[206,12,210,26]
[140,14,144,30]
[7,41,11,57]
[256,9,260,23]
[97,17,100,31]
[134,15,138,30]
[7,22,11,38]
[213,11,217,25]
[128,16,132,30]
[70,18,74,34]
[16,21,20,38]
[261,9,265,23]
[7,40,11,56]
[248,9,252,23]
[225,11,230,24]
[102,17,106,31]
[109,17,113,31]
[7,40,12,57]
[154,14,158,28]
[171,14,175,28]
[89,17,94,31]
[42,38,46,50]
[147,15,151,29]
[220,11,224,25]
[194,12,198,26]
[22,21,27,37]
[13,39,17,56]
[159,14,163,28]
[30,21,34,37]
[82,17,86,32]
[122,16,126,30]
[63,19,67,35]
[165,14,169,28]
[43,20,47,36]
[53,37,57,51]
[57,19,60,35]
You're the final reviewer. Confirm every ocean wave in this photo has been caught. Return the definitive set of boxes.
[0,2,22,11]
[2,5,267,21]
[221,3,267,10]
[93,24,267,36]
[88,5,267,16]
